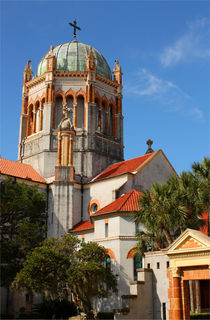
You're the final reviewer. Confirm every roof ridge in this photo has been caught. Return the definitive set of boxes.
[118,189,136,211]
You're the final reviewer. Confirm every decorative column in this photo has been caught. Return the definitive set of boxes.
[55,104,75,182]
[105,109,109,135]
[39,105,43,131]
[32,108,36,134]
[97,101,102,132]
[169,267,183,320]
[195,280,201,313]
[68,136,74,166]
[57,134,62,166]
[73,102,77,127]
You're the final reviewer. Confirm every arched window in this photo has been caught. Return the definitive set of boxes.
[39,98,45,131]
[66,96,74,124]
[105,254,111,269]
[35,101,40,133]
[102,102,106,134]
[95,98,99,131]
[55,96,63,128]
[133,254,142,281]
[76,96,84,128]
[28,104,33,136]
[109,105,113,136]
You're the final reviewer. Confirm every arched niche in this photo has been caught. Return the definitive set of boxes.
[66,95,74,124]
[55,95,63,128]
[101,101,106,134]
[76,95,84,128]
[35,101,40,133]
[109,104,113,136]
[28,104,33,136]
[95,98,99,131]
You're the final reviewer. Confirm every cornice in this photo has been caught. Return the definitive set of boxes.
[168,250,210,259]
[55,70,88,79]
[96,73,118,89]
[94,235,137,242]
[25,74,46,88]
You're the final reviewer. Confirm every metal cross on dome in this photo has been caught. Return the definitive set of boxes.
[69,19,81,40]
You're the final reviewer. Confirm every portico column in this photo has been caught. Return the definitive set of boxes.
[195,280,201,313]
[172,268,183,320]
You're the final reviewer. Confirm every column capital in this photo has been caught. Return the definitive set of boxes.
[172,267,183,278]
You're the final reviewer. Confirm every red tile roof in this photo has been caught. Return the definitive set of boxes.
[200,212,208,236]
[0,158,46,183]
[91,152,155,182]
[71,220,94,232]
[92,189,142,216]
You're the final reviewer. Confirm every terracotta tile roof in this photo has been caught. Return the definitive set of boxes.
[0,158,46,184]
[91,152,155,182]
[200,212,208,236]
[92,189,142,216]
[71,220,94,232]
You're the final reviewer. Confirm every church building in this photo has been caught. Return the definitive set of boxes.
[3,23,209,319]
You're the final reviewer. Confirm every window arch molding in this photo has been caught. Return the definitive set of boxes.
[65,89,76,103]
[88,199,101,215]
[105,248,115,260]
[75,88,86,102]
[126,247,137,259]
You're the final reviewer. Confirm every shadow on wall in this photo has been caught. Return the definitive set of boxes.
[94,260,130,312]
[152,273,162,320]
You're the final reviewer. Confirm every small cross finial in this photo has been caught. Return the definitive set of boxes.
[69,19,81,41]
[145,139,154,154]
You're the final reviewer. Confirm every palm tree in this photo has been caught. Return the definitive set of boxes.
[133,178,187,248]
[133,159,209,255]
[192,157,210,234]
[192,157,210,210]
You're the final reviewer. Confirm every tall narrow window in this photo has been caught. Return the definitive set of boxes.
[35,101,40,133]
[102,102,106,133]
[76,96,84,128]
[105,222,108,238]
[109,105,113,136]
[95,99,99,131]
[66,96,74,124]
[55,96,63,128]
[133,254,142,280]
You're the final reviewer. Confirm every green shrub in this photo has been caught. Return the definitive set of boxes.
[32,299,77,319]
[190,313,210,319]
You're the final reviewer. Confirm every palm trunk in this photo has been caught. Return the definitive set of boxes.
[164,229,173,245]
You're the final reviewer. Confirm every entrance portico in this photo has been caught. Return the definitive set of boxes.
[166,229,210,320]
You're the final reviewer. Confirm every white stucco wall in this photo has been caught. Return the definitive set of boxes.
[83,175,128,219]
[144,251,170,320]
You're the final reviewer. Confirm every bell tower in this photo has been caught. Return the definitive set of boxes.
[18,39,124,182]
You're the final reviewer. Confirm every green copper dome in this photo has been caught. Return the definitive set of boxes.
[36,42,112,80]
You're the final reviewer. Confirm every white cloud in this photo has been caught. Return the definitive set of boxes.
[125,69,204,121]
[160,17,210,67]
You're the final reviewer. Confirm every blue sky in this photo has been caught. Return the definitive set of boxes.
[0,0,209,175]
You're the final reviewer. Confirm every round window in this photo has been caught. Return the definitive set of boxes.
[91,203,98,213]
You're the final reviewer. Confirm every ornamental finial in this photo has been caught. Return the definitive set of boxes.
[145,139,154,154]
